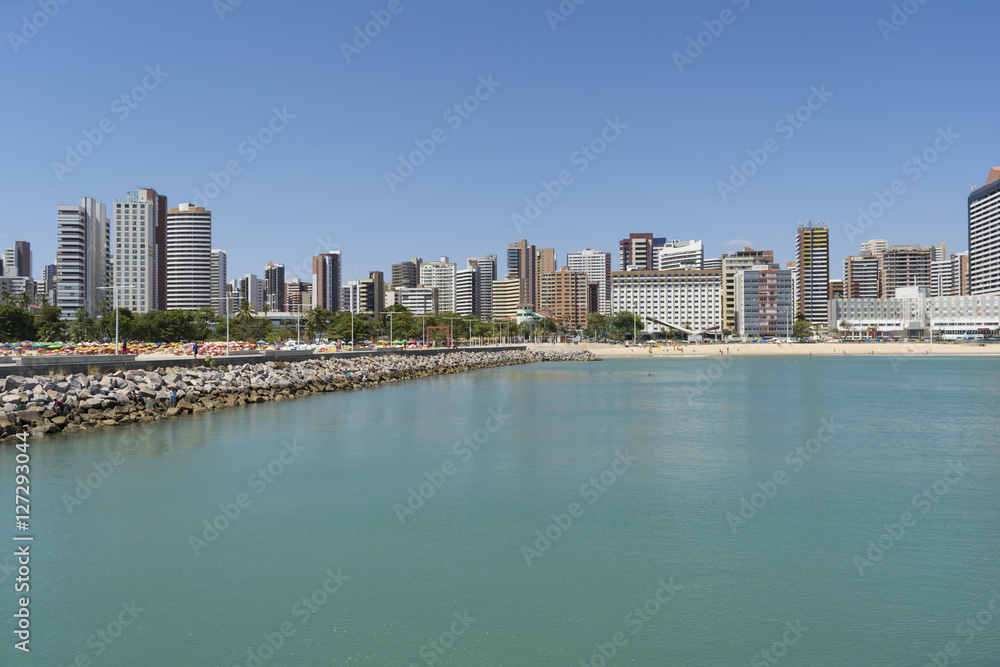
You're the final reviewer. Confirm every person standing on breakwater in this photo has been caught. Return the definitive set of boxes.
[192,342,199,358]
[169,387,177,407]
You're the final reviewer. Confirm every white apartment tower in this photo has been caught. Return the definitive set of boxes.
[566,248,611,315]
[969,168,1000,295]
[211,249,227,315]
[56,197,110,318]
[113,190,164,314]
[166,203,212,310]
[420,257,457,313]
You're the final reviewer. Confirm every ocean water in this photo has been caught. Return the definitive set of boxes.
[2,356,999,666]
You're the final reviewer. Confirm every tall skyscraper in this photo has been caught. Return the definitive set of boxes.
[166,203,212,311]
[264,262,286,311]
[455,269,478,316]
[312,251,342,312]
[507,239,536,305]
[211,249,227,315]
[467,255,497,319]
[391,258,422,290]
[237,274,264,309]
[619,233,655,271]
[566,248,611,316]
[534,247,556,307]
[795,222,830,324]
[879,245,932,296]
[969,167,1000,295]
[420,257,457,313]
[3,241,31,278]
[361,270,384,317]
[113,190,167,314]
[56,197,110,318]
[539,268,591,328]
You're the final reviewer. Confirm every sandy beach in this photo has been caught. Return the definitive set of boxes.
[531,341,1000,358]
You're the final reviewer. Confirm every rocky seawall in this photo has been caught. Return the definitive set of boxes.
[0,349,597,440]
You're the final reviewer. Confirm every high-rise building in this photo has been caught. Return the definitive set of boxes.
[113,191,158,313]
[567,248,612,316]
[361,271,384,317]
[42,264,57,306]
[534,247,556,306]
[507,240,536,305]
[312,252,342,312]
[969,167,1000,295]
[735,265,795,339]
[619,233,655,271]
[860,239,888,256]
[3,241,31,278]
[455,269,477,316]
[340,280,363,314]
[237,274,264,309]
[795,222,830,324]
[399,286,438,315]
[166,203,211,311]
[56,197,110,318]
[391,258,422,290]
[611,268,722,334]
[930,251,970,298]
[654,240,704,271]
[703,258,723,272]
[879,245,932,296]
[264,262,286,312]
[931,242,948,262]
[721,247,776,333]
[828,280,844,300]
[285,279,312,314]
[210,249,227,315]
[539,268,591,328]
[467,255,497,319]
[420,257,457,313]
[843,253,881,299]
[492,278,524,320]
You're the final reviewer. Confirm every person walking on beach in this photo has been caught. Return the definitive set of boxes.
[169,387,177,407]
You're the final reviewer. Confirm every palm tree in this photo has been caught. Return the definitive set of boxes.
[305,308,331,341]
[233,301,254,326]
[0,290,11,306]
[16,293,30,310]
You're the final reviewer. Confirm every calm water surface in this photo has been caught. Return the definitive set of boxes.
[2,356,999,666]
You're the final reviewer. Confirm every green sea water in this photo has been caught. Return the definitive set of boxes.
[2,356,999,666]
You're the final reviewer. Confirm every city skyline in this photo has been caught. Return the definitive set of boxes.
[4,1,997,282]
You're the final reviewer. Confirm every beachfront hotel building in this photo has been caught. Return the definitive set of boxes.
[312,251,342,312]
[567,248,611,316]
[969,167,1000,295]
[843,252,881,298]
[831,288,1000,339]
[735,265,794,339]
[538,268,592,329]
[211,249,227,315]
[654,240,704,271]
[610,268,722,334]
[721,248,776,333]
[795,222,830,324]
[56,197,110,318]
[419,257,457,313]
[166,203,211,311]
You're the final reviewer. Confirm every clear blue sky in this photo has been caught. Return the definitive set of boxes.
[3,0,998,282]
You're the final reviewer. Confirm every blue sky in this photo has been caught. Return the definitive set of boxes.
[3,0,997,282]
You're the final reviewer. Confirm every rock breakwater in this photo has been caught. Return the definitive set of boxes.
[0,349,597,440]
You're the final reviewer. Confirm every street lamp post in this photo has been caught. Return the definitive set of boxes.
[385,311,395,345]
[97,278,119,355]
